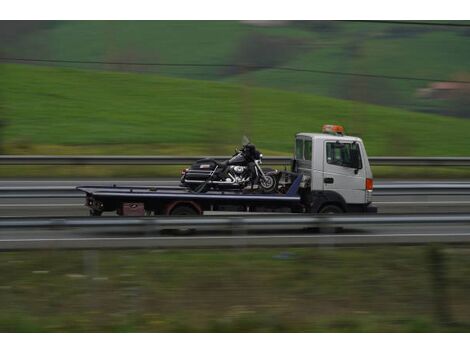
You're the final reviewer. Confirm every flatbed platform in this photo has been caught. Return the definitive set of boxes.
[77,174,304,216]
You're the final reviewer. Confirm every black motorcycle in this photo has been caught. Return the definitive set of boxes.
[180,142,279,193]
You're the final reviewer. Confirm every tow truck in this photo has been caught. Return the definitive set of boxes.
[78,125,377,216]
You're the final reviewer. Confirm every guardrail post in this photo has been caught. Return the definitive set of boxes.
[427,245,452,326]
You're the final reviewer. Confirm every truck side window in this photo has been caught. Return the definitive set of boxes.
[304,140,312,160]
[326,142,362,168]
[295,139,303,160]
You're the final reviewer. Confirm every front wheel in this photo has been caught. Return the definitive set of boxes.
[319,204,343,214]
[318,204,344,233]
[259,174,278,193]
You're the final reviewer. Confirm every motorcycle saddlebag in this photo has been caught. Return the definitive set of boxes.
[184,159,219,181]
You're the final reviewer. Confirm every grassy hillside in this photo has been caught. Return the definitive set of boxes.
[2,63,470,158]
[3,21,470,115]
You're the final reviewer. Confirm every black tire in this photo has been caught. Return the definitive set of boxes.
[259,174,278,193]
[318,204,343,233]
[89,209,102,216]
[319,204,343,214]
[167,205,200,235]
[170,205,200,216]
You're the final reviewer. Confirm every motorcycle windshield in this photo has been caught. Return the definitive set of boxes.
[241,135,251,146]
[228,153,246,164]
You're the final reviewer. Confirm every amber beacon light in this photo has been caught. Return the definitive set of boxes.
[322,124,344,135]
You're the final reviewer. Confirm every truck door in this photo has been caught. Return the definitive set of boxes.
[322,141,365,204]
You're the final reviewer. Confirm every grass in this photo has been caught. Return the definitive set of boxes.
[3,63,470,178]
[0,246,469,332]
[3,63,470,156]
[5,21,470,105]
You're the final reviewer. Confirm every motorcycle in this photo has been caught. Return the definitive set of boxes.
[180,141,279,193]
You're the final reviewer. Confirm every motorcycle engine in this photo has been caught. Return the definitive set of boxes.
[232,166,245,174]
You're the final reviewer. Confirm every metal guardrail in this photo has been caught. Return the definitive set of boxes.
[1,215,470,249]
[2,214,470,229]
[368,157,470,166]
[1,155,470,166]
[1,231,470,250]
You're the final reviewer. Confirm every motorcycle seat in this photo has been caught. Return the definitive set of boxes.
[215,160,228,167]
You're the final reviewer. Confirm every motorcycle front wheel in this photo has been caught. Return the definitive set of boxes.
[259,174,278,193]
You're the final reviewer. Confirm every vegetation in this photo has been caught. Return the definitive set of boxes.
[0,246,469,332]
[3,63,470,156]
[3,21,470,116]
[3,63,470,177]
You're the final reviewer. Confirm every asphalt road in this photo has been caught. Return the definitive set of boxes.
[1,179,470,216]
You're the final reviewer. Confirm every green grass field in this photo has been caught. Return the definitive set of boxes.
[4,21,470,112]
[3,63,470,155]
[0,246,469,332]
[2,63,470,178]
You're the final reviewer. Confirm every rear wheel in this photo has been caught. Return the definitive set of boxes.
[170,205,200,216]
[167,205,200,235]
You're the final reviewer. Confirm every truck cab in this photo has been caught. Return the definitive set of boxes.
[293,125,375,213]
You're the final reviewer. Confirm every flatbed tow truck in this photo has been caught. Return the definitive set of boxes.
[78,125,377,217]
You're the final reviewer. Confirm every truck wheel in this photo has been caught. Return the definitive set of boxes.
[319,205,343,214]
[167,205,199,235]
[318,204,343,233]
[170,205,200,216]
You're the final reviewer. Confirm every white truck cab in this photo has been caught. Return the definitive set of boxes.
[293,125,375,214]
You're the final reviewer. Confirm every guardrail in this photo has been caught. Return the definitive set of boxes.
[2,155,470,166]
[2,214,470,229]
[1,214,470,250]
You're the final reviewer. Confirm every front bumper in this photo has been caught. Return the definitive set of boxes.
[346,203,378,213]
[365,204,378,213]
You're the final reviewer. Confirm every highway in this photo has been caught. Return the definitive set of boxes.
[2,179,470,216]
